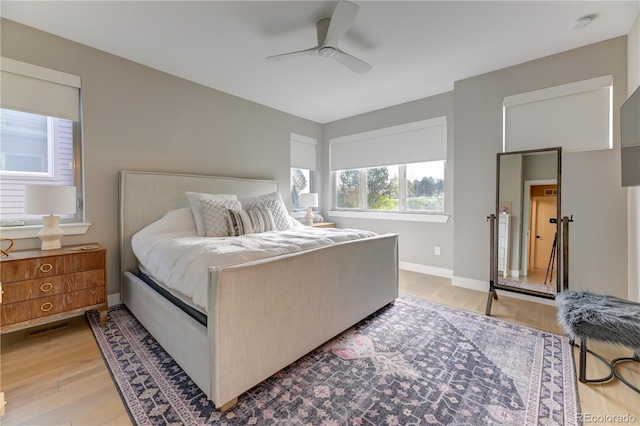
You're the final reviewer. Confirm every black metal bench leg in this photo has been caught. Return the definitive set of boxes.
[611,355,640,393]
[576,338,614,384]
[579,339,587,383]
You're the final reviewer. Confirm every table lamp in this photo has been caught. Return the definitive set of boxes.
[24,185,77,250]
[300,193,318,225]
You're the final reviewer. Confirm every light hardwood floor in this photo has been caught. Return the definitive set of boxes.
[1,270,638,424]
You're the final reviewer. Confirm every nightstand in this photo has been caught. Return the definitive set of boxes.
[0,243,107,334]
[311,222,337,228]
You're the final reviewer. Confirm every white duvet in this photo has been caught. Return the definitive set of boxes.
[132,208,377,312]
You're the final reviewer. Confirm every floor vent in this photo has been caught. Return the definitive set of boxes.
[26,322,70,338]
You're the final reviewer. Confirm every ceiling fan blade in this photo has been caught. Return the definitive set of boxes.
[333,50,372,74]
[266,47,318,62]
[323,0,360,47]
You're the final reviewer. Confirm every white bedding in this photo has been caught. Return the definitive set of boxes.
[132,208,377,312]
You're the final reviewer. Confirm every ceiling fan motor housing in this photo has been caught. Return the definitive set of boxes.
[319,46,337,57]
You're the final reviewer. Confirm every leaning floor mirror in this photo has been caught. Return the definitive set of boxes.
[487,147,566,314]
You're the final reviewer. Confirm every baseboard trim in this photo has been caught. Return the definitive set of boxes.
[108,293,123,307]
[452,276,555,306]
[399,262,453,278]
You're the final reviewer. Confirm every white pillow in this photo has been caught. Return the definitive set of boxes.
[289,217,304,228]
[186,191,237,236]
[201,199,242,237]
[133,208,197,242]
[238,191,292,231]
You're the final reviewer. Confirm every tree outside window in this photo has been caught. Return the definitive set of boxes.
[336,169,360,208]
[367,166,398,210]
[407,161,444,212]
[334,161,445,213]
[290,167,313,210]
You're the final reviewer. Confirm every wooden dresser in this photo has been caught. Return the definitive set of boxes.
[0,244,107,334]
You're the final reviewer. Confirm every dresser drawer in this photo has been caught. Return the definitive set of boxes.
[0,300,32,326]
[1,287,106,326]
[1,250,105,283]
[0,270,105,305]
[29,287,106,320]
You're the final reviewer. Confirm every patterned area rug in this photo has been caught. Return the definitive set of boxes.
[88,295,580,425]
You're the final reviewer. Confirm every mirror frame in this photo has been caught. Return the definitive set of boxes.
[494,147,561,298]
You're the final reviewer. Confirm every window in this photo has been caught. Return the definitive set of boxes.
[406,161,444,212]
[0,57,83,225]
[290,133,317,211]
[330,117,447,216]
[334,161,444,213]
[290,167,315,210]
[503,75,613,152]
[336,169,361,209]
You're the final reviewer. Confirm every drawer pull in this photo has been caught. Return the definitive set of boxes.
[40,282,54,292]
[39,263,53,273]
[40,302,53,312]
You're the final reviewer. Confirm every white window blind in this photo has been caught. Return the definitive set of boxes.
[503,75,612,153]
[1,57,81,121]
[290,133,317,171]
[330,116,447,171]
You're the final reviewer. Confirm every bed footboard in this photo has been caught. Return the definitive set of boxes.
[207,233,399,408]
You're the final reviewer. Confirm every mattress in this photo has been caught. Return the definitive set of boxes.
[131,208,377,312]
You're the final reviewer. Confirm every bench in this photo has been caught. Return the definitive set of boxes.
[555,290,640,393]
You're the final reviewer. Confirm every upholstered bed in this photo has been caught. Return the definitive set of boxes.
[119,170,399,410]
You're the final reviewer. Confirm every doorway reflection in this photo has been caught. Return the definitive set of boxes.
[495,148,560,297]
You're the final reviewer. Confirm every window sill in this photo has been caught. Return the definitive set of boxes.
[0,222,91,240]
[328,211,449,223]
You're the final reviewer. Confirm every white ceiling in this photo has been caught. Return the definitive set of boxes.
[2,1,638,123]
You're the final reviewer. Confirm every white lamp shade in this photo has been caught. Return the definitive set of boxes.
[24,185,77,215]
[300,193,318,208]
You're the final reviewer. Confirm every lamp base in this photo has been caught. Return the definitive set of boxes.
[37,215,64,250]
[305,207,314,226]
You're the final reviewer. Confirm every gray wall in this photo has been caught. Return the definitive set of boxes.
[453,36,629,297]
[1,19,322,295]
[322,92,455,272]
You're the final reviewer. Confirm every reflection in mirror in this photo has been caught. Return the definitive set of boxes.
[495,147,561,298]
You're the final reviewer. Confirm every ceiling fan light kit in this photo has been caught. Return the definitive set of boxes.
[318,47,337,57]
[265,0,372,74]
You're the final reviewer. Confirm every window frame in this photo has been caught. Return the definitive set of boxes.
[290,167,316,212]
[332,160,447,215]
[503,75,613,153]
[0,58,88,238]
[1,114,56,179]
[0,111,85,226]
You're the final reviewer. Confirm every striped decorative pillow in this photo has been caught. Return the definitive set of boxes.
[238,192,293,231]
[226,208,276,236]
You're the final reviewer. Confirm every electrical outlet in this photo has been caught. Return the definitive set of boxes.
[434,246,441,256]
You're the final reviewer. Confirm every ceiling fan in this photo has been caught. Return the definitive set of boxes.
[266,0,372,75]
